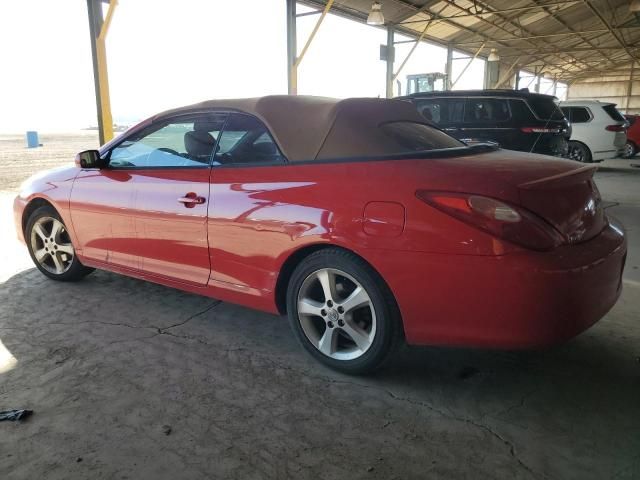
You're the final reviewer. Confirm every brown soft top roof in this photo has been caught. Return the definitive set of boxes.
[154,95,428,162]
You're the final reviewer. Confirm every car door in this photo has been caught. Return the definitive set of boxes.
[460,97,514,148]
[207,113,290,295]
[105,113,225,285]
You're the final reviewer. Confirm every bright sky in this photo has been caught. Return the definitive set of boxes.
[0,0,488,133]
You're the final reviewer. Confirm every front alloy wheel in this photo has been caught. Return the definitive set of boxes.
[30,216,75,275]
[26,206,94,281]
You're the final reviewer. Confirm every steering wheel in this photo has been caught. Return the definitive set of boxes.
[219,152,234,165]
[157,147,181,156]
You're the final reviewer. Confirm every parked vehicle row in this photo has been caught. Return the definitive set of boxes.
[560,100,627,162]
[14,95,627,373]
[403,89,634,162]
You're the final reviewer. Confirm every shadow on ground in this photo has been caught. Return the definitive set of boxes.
[1,268,639,479]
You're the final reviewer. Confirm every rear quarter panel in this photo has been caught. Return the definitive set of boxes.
[207,155,522,305]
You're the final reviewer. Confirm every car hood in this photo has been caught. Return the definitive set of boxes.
[18,164,78,198]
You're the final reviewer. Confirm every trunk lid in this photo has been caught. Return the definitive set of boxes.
[424,149,606,244]
[518,164,605,243]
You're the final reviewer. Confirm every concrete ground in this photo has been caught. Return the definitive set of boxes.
[1,136,639,479]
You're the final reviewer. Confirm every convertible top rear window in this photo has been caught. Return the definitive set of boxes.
[378,122,463,153]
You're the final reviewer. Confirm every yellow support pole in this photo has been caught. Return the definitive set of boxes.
[96,0,117,142]
[87,0,117,144]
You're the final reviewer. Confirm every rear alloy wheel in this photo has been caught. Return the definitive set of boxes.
[26,206,94,281]
[623,141,637,158]
[286,249,402,374]
[567,141,592,163]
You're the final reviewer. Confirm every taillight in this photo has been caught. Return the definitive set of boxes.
[416,191,563,251]
[520,127,561,133]
[605,124,625,132]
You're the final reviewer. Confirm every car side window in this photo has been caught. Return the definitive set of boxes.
[108,114,226,168]
[214,113,285,166]
[562,107,591,123]
[464,98,510,123]
[448,99,465,123]
[416,99,464,125]
[509,99,536,121]
[417,100,443,124]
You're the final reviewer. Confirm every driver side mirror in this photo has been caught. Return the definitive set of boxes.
[75,149,106,169]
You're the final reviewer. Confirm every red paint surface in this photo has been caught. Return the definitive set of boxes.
[14,149,626,348]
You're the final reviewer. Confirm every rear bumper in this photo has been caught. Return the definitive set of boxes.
[530,135,568,157]
[366,218,627,349]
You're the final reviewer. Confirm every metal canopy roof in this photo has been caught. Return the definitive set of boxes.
[302,0,640,82]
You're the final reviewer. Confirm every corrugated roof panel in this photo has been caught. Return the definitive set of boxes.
[303,0,638,81]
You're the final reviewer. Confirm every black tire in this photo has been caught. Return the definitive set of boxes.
[567,141,592,163]
[25,205,94,282]
[286,248,403,374]
[623,141,637,158]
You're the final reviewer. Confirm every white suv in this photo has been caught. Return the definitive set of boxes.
[560,100,627,162]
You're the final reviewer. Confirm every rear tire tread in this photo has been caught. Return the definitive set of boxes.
[286,247,403,375]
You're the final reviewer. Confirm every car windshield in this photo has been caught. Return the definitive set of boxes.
[528,97,565,120]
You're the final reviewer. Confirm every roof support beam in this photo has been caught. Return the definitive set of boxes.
[391,4,447,83]
[495,57,521,89]
[87,0,117,145]
[286,0,296,95]
[582,0,639,63]
[450,42,486,89]
[451,29,610,45]
[385,27,395,98]
[288,0,335,95]
[397,1,581,23]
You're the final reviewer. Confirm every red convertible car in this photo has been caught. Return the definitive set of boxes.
[14,96,626,373]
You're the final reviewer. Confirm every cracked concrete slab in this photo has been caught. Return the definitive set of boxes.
[1,150,639,479]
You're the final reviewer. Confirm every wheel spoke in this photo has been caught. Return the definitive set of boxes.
[33,223,48,241]
[50,253,65,274]
[35,248,48,262]
[50,219,64,241]
[57,244,74,255]
[298,298,324,317]
[317,327,338,356]
[341,319,371,352]
[339,286,370,315]
[315,269,336,302]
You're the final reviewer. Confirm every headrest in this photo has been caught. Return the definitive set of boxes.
[184,130,215,159]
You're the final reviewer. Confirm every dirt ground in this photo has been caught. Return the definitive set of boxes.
[1,135,639,479]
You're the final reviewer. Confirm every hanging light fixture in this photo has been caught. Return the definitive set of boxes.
[488,48,500,62]
[367,2,385,25]
[630,0,640,12]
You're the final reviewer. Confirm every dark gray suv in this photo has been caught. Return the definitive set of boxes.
[402,89,571,157]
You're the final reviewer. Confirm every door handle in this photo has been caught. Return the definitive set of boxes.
[178,192,206,208]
